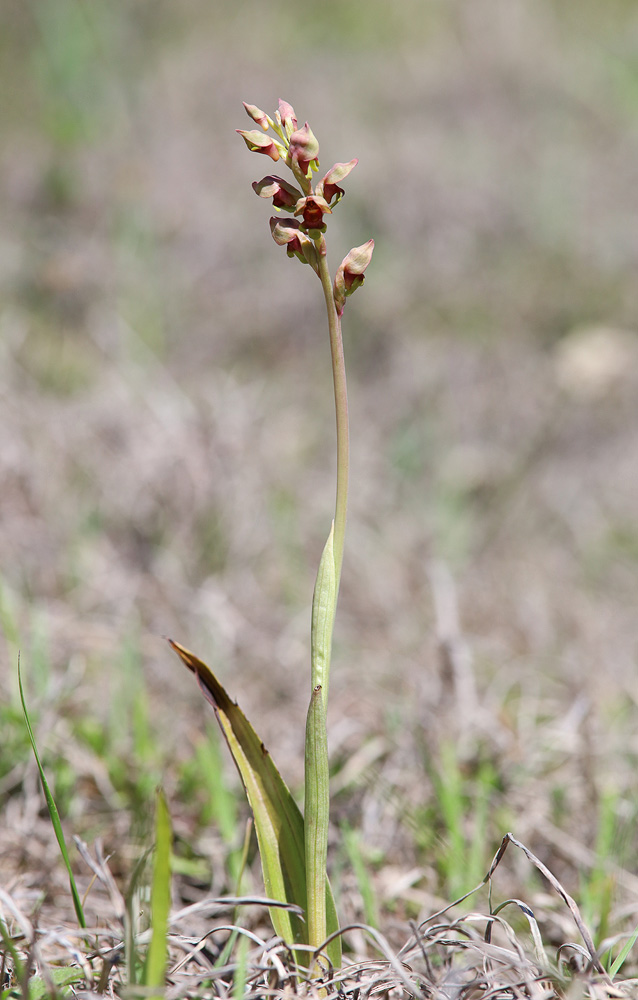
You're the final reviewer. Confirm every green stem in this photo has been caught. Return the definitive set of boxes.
[303,237,349,964]
[315,237,349,591]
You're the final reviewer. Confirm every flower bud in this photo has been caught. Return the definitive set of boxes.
[333,239,375,316]
[316,159,358,205]
[293,194,332,231]
[252,175,303,209]
[242,102,270,131]
[278,99,298,138]
[288,122,320,178]
[236,129,284,163]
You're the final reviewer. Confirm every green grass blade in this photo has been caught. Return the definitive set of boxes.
[196,727,239,845]
[124,846,152,986]
[0,916,24,988]
[214,819,253,970]
[168,639,341,969]
[610,923,638,980]
[144,788,172,994]
[304,685,329,959]
[581,787,618,946]
[342,824,379,929]
[18,660,86,929]
[232,933,249,1000]
[435,741,466,897]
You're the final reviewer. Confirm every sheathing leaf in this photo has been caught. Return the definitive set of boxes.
[169,639,340,967]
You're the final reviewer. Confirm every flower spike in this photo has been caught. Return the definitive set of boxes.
[238,101,372,300]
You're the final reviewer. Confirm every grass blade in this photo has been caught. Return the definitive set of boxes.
[232,934,249,1000]
[18,659,86,929]
[168,639,341,969]
[342,824,379,930]
[0,916,24,989]
[214,818,253,970]
[144,788,172,995]
[610,923,638,980]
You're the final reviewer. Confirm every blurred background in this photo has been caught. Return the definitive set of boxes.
[2,0,638,952]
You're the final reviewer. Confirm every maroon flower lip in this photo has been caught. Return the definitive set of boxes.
[294,194,332,232]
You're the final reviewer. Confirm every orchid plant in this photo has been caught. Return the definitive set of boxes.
[170,99,374,975]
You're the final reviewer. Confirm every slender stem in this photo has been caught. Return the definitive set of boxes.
[315,236,349,591]
[303,235,348,968]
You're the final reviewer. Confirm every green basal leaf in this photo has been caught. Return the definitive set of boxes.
[169,639,341,969]
[144,788,172,994]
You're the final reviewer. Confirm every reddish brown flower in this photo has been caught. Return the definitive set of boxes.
[333,239,375,316]
[252,175,303,209]
[316,159,358,205]
[294,194,332,231]
[236,129,283,163]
